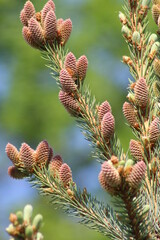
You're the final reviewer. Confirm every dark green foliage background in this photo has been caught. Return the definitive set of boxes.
[0,0,156,239]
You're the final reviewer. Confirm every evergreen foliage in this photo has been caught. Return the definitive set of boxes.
[5,0,160,239]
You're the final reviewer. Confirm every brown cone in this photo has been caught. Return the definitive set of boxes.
[59,163,72,186]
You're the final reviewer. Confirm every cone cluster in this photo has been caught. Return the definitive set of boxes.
[48,155,73,187]
[6,204,43,240]
[20,0,72,49]
[61,52,88,89]
[59,52,88,116]
[98,156,147,194]
[6,140,73,187]
[6,140,53,178]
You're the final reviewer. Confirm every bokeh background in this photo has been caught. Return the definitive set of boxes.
[0,0,156,239]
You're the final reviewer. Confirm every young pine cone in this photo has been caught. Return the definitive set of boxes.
[101,112,115,140]
[134,78,148,108]
[126,161,146,189]
[101,161,121,187]
[98,100,111,123]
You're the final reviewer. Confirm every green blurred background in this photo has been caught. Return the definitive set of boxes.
[0,0,156,239]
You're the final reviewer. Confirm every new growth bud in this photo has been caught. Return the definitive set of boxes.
[121,25,131,38]
[132,31,141,45]
[124,159,134,176]
[119,12,127,24]
[142,205,150,217]
[150,42,160,56]
[23,204,33,224]
[122,56,133,65]
[7,204,44,239]
[125,159,134,167]
[148,34,158,44]
[25,225,33,238]
[6,224,15,235]
[37,232,44,240]
[16,211,23,224]
[32,214,43,231]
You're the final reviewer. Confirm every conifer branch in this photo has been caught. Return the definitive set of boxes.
[113,186,153,239]
[30,166,123,240]
[41,45,124,162]
[120,0,160,234]
[6,140,124,240]
[41,44,67,86]
[5,0,160,239]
